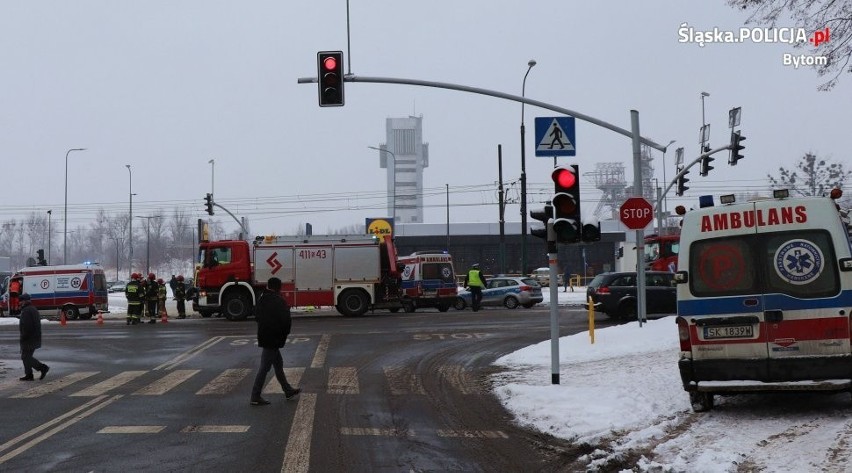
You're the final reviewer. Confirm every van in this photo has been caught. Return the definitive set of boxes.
[674,192,852,412]
[530,267,564,287]
[398,251,457,312]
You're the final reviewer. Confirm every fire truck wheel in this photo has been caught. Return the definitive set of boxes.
[337,289,369,316]
[223,292,251,321]
[402,300,416,313]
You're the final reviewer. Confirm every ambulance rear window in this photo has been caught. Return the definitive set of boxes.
[689,230,839,299]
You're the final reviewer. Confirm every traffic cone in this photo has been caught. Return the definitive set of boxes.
[161,310,168,324]
[96,311,104,325]
[60,309,67,326]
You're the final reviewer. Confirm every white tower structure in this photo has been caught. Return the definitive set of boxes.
[378,116,429,224]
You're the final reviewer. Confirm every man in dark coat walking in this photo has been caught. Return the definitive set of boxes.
[18,293,49,381]
[250,277,300,405]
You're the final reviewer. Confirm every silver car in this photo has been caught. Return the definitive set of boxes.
[454,276,543,310]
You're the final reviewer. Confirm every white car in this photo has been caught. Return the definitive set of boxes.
[529,268,564,287]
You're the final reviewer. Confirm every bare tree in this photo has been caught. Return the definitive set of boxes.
[729,0,852,90]
[767,152,851,196]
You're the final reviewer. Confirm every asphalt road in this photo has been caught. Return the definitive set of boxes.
[0,305,618,472]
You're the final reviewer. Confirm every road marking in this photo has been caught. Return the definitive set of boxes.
[437,430,508,439]
[263,368,305,394]
[97,426,166,434]
[133,369,199,395]
[0,395,121,465]
[71,371,147,397]
[310,334,330,368]
[340,427,415,437]
[11,371,100,398]
[327,367,359,394]
[383,366,425,395]
[181,425,250,433]
[281,393,316,473]
[155,336,225,371]
[196,368,252,395]
[438,365,475,394]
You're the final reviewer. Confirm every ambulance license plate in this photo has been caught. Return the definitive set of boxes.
[703,325,754,339]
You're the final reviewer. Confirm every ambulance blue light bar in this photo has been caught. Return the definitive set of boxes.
[698,195,714,208]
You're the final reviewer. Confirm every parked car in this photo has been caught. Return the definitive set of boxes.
[108,280,128,293]
[455,276,543,310]
[584,271,676,320]
[529,267,564,287]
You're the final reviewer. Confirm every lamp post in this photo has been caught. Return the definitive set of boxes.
[520,59,536,275]
[700,91,710,153]
[368,146,396,222]
[208,159,215,198]
[137,215,161,276]
[126,164,134,279]
[47,210,52,265]
[109,237,120,281]
[64,147,86,264]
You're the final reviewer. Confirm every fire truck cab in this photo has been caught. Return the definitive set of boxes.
[675,190,852,411]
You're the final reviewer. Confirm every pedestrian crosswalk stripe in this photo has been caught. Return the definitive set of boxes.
[340,427,414,437]
[12,372,100,399]
[281,393,316,473]
[180,425,250,433]
[71,371,147,397]
[437,430,508,439]
[196,369,252,395]
[383,366,425,395]
[97,426,166,434]
[327,367,359,394]
[263,367,304,394]
[133,369,199,395]
[311,334,330,368]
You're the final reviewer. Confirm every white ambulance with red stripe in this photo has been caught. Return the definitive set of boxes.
[4,263,109,319]
[675,190,852,411]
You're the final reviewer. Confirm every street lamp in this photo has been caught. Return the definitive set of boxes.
[520,59,536,275]
[368,146,396,222]
[126,164,134,279]
[137,215,161,276]
[208,159,215,197]
[64,147,86,264]
[109,237,120,281]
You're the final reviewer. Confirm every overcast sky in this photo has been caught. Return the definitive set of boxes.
[1,1,848,236]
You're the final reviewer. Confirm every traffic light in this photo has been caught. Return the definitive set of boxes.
[36,249,46,266]
[582,222,601,242]
[317,51,344,107]
[699,155,714,176]
[204,193,214,216]
[676,171,690,196]
[551,165,581,243]
[729,130,746,165]
[529,203,552,240]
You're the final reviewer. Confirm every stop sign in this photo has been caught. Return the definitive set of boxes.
[620,197,654,229]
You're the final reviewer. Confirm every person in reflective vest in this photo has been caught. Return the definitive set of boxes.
[464,263,487,312]
[125,273,143,325]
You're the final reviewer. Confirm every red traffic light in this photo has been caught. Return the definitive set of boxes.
[322,56,338,71]
[552,167,577,189]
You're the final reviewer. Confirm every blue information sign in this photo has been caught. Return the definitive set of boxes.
[534,117,576,157]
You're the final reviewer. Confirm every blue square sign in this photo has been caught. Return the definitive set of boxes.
[534,117,576,157]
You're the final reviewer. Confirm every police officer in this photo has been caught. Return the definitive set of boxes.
[125,273,144,325]
[145,273,159,324]
[464,263,487,312]
[174,275,187,319]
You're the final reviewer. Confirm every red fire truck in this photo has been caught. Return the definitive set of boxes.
[193,234,403,320]
[645,233,680,272]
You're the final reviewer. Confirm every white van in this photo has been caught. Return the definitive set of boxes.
[530,267,564,287]
[674,191,852,411]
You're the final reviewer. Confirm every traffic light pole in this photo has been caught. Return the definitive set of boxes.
[211,202,249,239]
[630,111,648,327]
[546,222,560,385]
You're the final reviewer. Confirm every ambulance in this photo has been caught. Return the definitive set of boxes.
[674,190,852,412]
[6,263,109,319]
[398,251,457,312]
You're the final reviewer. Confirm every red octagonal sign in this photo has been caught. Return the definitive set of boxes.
[620,197,654,230]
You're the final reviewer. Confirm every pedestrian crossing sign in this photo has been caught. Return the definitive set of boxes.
[534,116,576,157]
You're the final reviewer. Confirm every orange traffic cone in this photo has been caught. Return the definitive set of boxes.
[160,310,168,324]
[96,312,104,325]
[60,308,67,326]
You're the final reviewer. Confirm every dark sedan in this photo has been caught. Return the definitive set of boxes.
[584,271,676,320]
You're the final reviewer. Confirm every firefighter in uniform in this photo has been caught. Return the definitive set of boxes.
[125,273,143,325]
[145,273,159,324]
[157,278,168,319]
[174,275,187,319]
